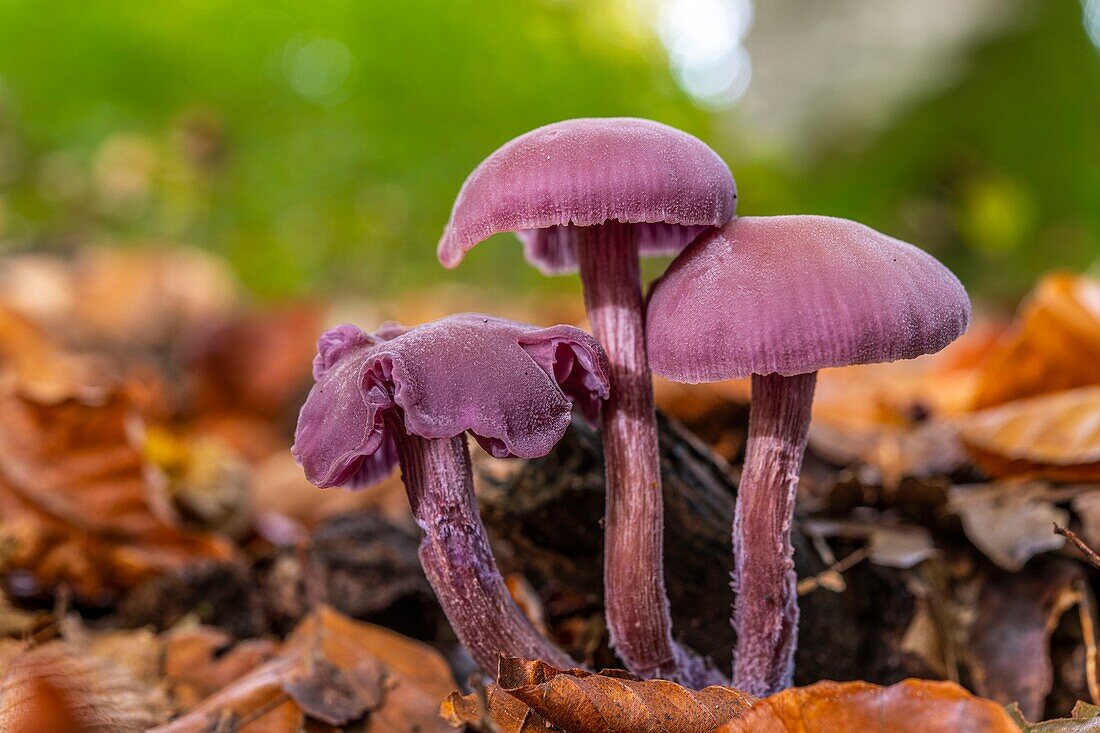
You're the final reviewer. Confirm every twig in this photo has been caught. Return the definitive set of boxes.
[1055,523,1100,571]
[796,547,868,596]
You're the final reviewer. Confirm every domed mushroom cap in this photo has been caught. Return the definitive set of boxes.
[293,314,610,488]
[647,215,971,383]
[438,118,736,274]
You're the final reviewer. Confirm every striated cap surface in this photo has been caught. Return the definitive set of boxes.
[439,118,735,274]
[647,215,971,382]
[293,314,610,488]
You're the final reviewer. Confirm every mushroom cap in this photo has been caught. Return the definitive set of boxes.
[646,215,971,383]
[293,314,610,488]
[438,117,736,275]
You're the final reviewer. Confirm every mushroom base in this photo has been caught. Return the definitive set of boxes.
[732,371,817,697]
[388,414,575,674]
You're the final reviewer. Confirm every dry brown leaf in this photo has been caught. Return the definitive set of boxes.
[0,641,168,732]
[0,305,109,402]
[153,605,455,733]
[972,273,1100,410]
[1072,491,1100,549]
[948,483,1069,570]
[59,616,166,691]
[185,304,321,421]
[144,427,253,538]
[250,450,411,530]
[969,561,1084,720]
[443,656,754,733]
[70,246,240,345]
[811,418,968,488]
[959,387,1100,480]
[441,681,561,732]
[162,626,279,710]
[801,519,935,569]
[713,679,1018,732]
[0,386,234,598]
[1010,700,1100,732]
[805,326,1000,486]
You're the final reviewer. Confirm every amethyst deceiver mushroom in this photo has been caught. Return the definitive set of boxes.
[293,314,609,674]
[439,118,735,686]
[646,215,971,696]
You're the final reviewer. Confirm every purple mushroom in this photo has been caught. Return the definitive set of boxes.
[438,118,735,686]
[646,215,971,696]
[293,314,609,674]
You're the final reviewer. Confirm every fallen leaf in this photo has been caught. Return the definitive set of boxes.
[713,679,1017,732]
[867,525,937,569]
[900,600,949,679]
[972,273,1100,410]
[185,304,321,420]
[0,387,235,598]
[805,327,998,486]
[1072,492,1100,549]
[948,483,1069,571]
[441,680,561,732]
[70,246,239,346]
[801,519,935,569]
[143,426,252,538]
[153,605,455,733]
[249,450,409,529]
[810,418,968,489]
[969,560,1084,720]
[162,626,279,710]
[1009,700,1100,732]
[0,641,168,732]
[959,387,1100,480]
[58,615,166,692]
[0,588,46,638]
[443,656,754,733]
[0,305,108,402]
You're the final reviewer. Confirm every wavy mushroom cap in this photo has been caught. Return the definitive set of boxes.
[438,117,736,275]
[647,215,971,383]
[293,314,611,488]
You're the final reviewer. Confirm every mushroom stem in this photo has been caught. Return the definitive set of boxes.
[575,222,715,686]
[386,412,575,674]
[732,371,817,696]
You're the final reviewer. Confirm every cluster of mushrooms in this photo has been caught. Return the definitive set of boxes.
[293,118,971,697]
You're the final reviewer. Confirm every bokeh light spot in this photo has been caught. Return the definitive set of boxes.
[286,37,353,104]
[658,0,753,108]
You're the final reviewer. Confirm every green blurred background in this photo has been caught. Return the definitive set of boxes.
[0,0,1096,305]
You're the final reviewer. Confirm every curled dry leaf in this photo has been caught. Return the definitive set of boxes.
[0,387,234,598]
[153,605,455,733]
[947,483,1068,571]
[806,329,994,487]
[0,641,168,732]
[969,560,1084,721]
[958,387,1100,481]
[185,304,321,421]
[971,273,1100,410]
[713,679,1018,733]
[442,680,560,733]
[1009,700,1100,732]
[442,656,754,733]
[0,305,109,402]
[162,626,279,710]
